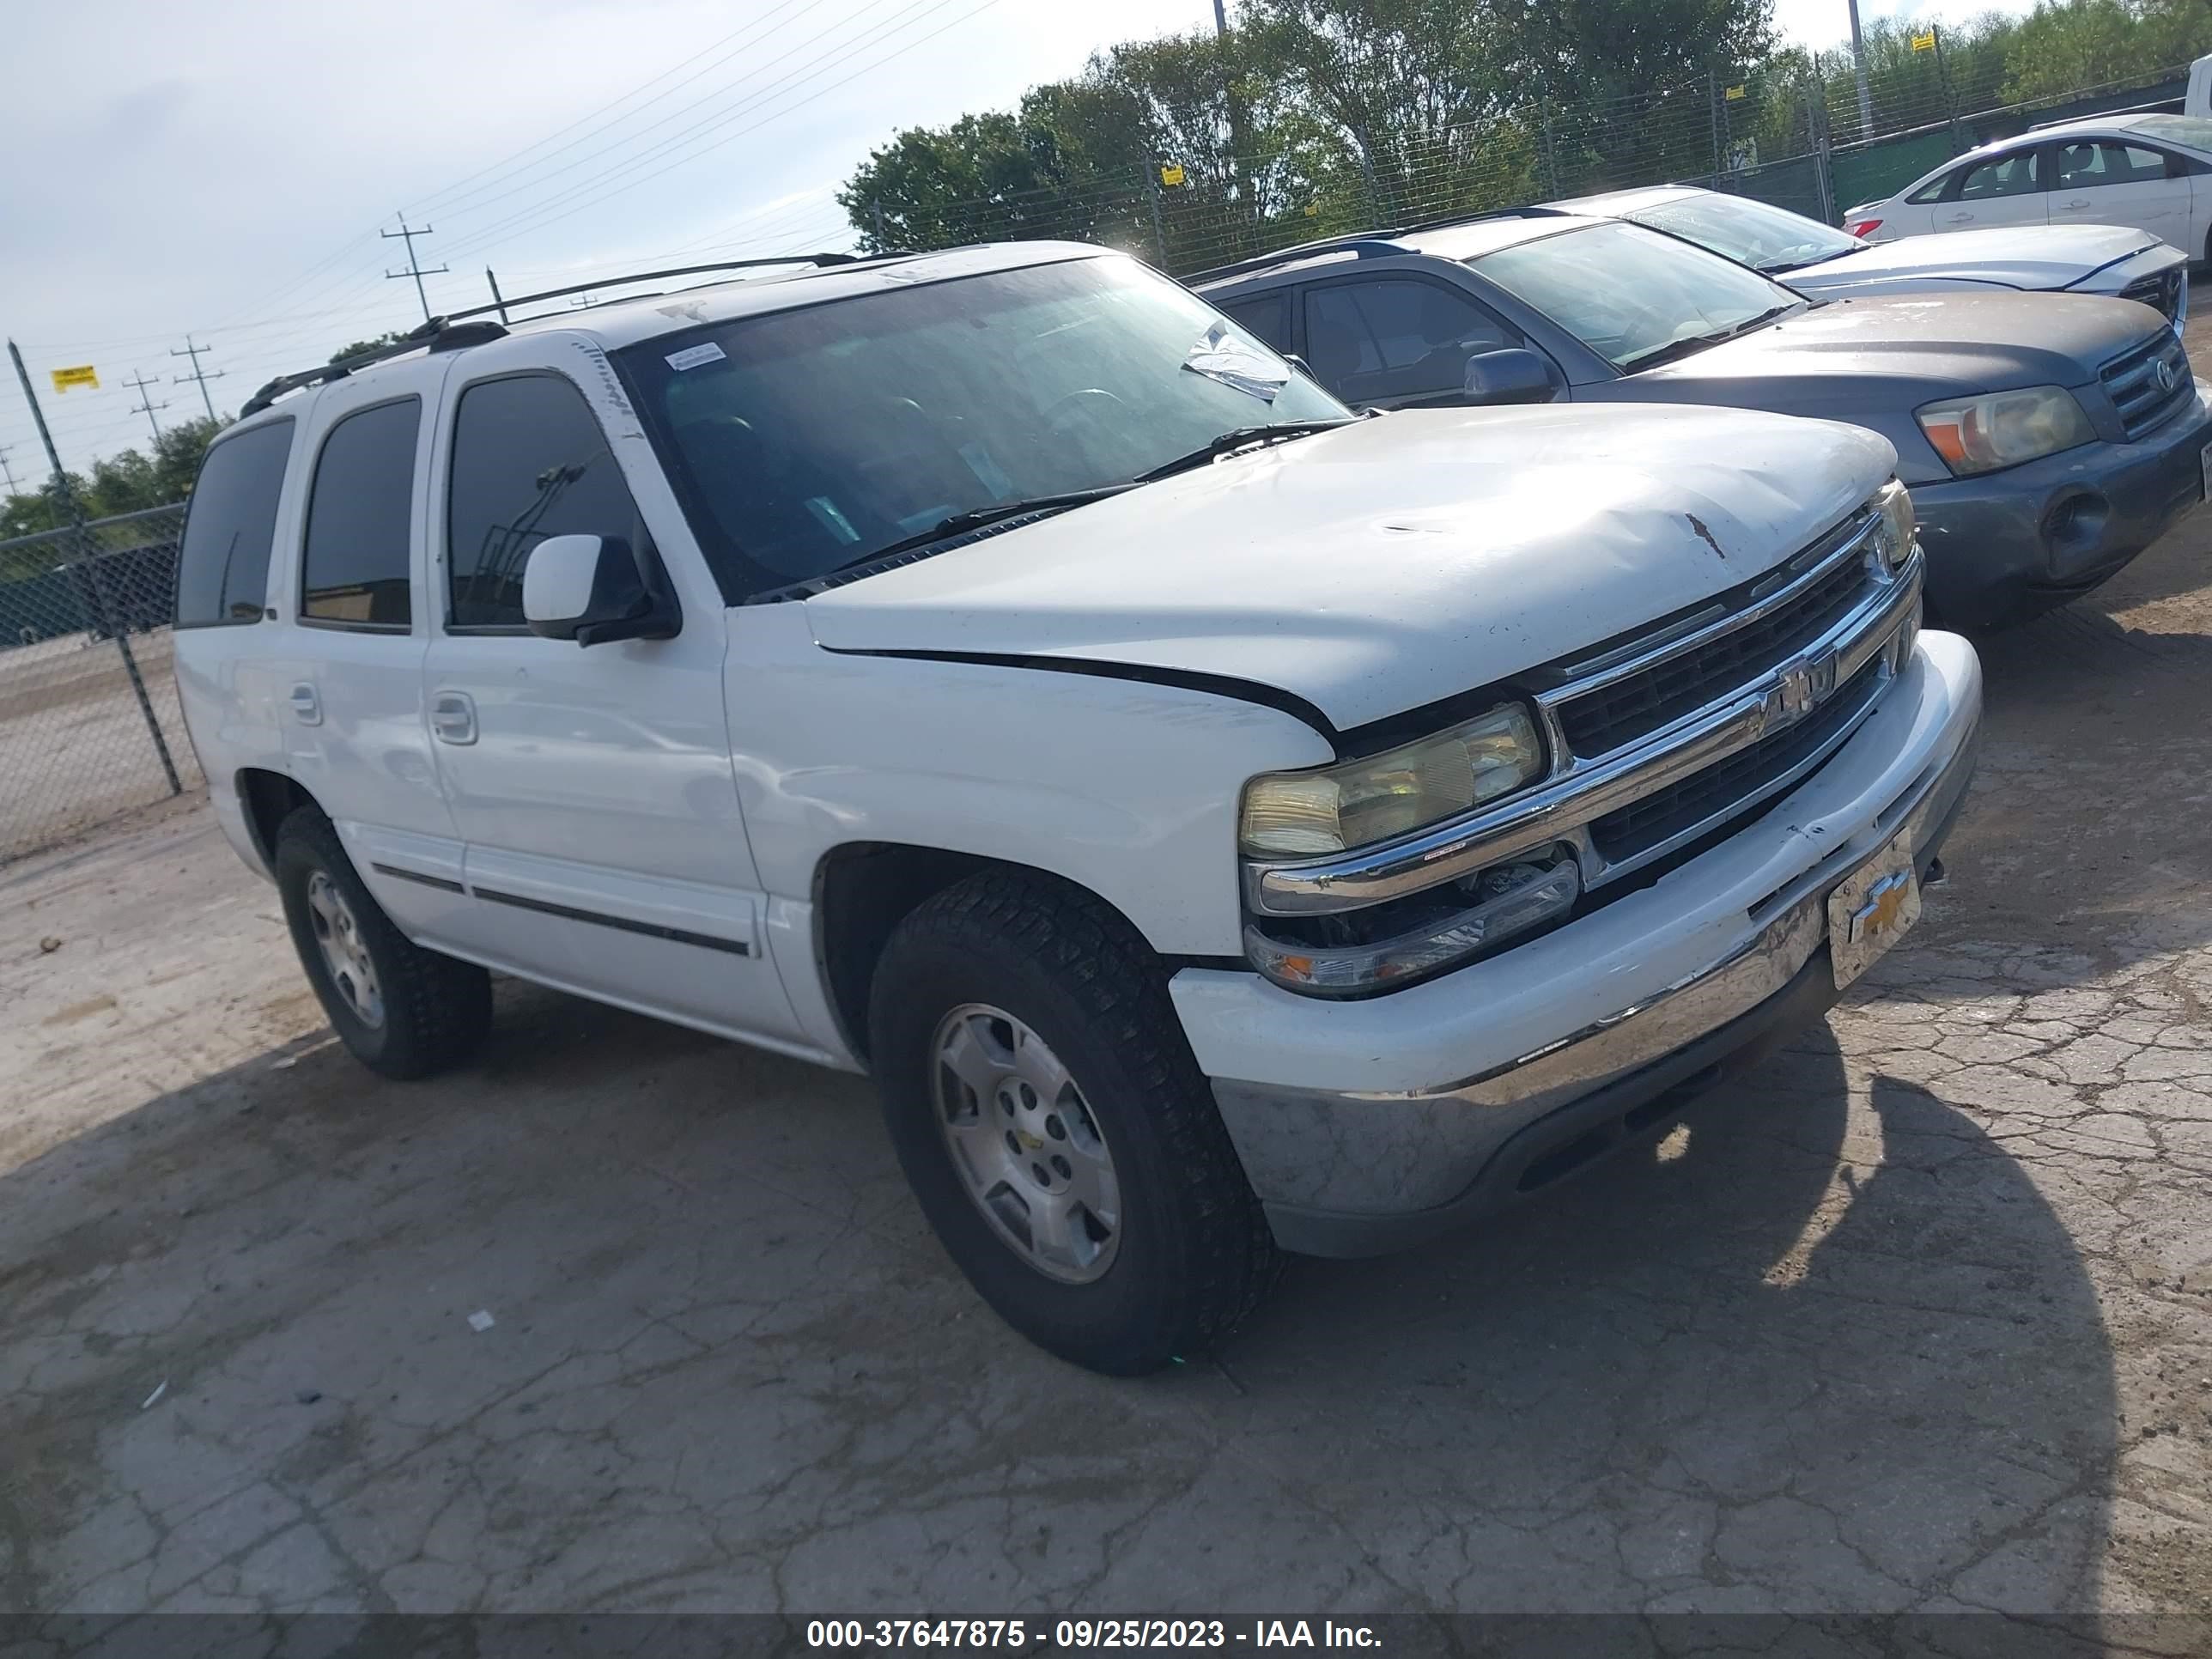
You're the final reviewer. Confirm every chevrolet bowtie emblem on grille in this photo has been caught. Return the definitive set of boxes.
[1767,650,1837,730]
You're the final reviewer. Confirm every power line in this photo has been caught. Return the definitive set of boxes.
[122,371,169,441]
[171,336,226,422]
[383,218,451,322]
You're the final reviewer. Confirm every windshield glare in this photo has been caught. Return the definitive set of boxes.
[1475,221,1800,372]
[1628,191,1861,272]
[620,256,1346,595]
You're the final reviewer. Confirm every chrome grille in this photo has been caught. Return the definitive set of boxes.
[1589,657,1885,864]
[1555,524,1877,758]
[2101,331,2193,441]
[2120,269,2185,322]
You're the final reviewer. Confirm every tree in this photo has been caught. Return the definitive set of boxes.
[329,331,409,364]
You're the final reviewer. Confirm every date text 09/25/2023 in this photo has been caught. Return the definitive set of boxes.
[805,1621,1382,1650]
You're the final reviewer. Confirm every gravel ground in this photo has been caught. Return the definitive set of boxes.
[3,418,2210,1620]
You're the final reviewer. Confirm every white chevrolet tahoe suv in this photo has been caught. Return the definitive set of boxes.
[173,242,1982,1375]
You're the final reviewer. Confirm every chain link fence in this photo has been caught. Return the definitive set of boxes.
[0,503,200,864]
[860,60,2193,280]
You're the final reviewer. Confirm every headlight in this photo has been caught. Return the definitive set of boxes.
[1917,385,2094,477]
[1869,478,1915,572]
[1238,702,1545,857]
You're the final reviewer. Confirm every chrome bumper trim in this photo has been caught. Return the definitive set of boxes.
[1245,554,1923,918]
[1211,712,1978,1231]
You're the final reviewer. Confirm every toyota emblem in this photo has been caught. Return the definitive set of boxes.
[2157,358,2179,394]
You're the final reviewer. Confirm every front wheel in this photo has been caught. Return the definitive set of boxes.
[868,870,1279,1375]
[273,806,491,1081]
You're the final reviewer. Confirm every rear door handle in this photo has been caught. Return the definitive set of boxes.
[430,690,477,745]
[289,683,321,726]
[2059,197,2092,210]
[1942,211,1974,223]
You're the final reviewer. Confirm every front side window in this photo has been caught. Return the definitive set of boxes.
[1474,221,1799,374]
[2055,140,2172,187]
[1959,150,2043,199]
[300,399,419,629]
[617,254,1346,598]
[175,418,293,628]
[1301,277,1513,404]
[1627,191,1861,273]
[446,376,643,629]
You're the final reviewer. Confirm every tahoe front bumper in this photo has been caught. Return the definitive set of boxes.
[1168,630,1983,1257]
[1913,386,2212,631]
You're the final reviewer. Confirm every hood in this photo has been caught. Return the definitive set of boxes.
[1783,224,2173,300]
[1610,290,2162,482]
[801,404,1893,732]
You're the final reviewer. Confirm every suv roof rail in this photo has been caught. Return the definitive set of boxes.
[239,252,866,417]
[1184,237,1412,288]
[239,318,509,417]
[444,252,864,325]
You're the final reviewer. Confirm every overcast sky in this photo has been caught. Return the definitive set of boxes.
[2,0,2029,477]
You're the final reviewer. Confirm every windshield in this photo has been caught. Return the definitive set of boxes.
[1474,220,1802,372]
[1626,191,1862,272]
[2126,114,2212,151]
[618,255,1347,596]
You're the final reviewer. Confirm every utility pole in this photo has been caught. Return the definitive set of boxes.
[384,216,449,323]
[9,339,183,795]
[0,444,18,495]
[485,266,511,325]
[123,370,168,441]
[1211,0,1252,243]
[1845,0,1875,139]
[171,335,225,422]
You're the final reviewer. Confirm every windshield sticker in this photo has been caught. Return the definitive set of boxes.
[1182,322,1289,403]
[665,342,727,372]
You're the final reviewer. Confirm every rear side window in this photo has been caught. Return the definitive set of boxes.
[446,375,641,630]
[300,398,420,629]
[174,419,294,628]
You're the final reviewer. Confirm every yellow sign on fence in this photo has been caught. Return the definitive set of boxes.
[49,365,99,392]
[1159,163,1186,188]
[1725,83,1748,100]
[1911,30,1937,51]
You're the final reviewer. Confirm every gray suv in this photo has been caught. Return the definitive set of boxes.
[1195,212,2211,630]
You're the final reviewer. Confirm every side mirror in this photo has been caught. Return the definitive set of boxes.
[522,534,678,647]
[1461,348,1558,407]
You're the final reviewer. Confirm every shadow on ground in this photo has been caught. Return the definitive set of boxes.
[0,975,2118,1616]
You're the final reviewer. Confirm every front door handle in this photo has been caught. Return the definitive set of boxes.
[2059,197,2092,210]
[430,690,477,746]
[289,683,321,726]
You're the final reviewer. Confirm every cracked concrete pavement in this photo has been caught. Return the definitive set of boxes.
[4,467,2212,1622]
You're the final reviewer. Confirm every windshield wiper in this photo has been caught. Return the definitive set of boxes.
[1620,302,1800,372]
[1136,418,1358,483]
[848,485,1137,569]
[1767,245,1865,273]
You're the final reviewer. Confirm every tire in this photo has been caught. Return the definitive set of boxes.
[868,868,1279,1375]
[273,805,492,1081]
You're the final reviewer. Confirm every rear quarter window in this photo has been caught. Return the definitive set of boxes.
[174,418,295,629]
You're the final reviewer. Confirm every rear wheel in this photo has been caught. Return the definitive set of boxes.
[273,807,491,1080]
[868,869,1279,1375]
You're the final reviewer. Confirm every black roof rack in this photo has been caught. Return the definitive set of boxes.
[240,317,507,416]
[238,252,862,416]
[447,252,861,324]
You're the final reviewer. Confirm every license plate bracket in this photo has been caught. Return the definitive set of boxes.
[1827,831,1922,991]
